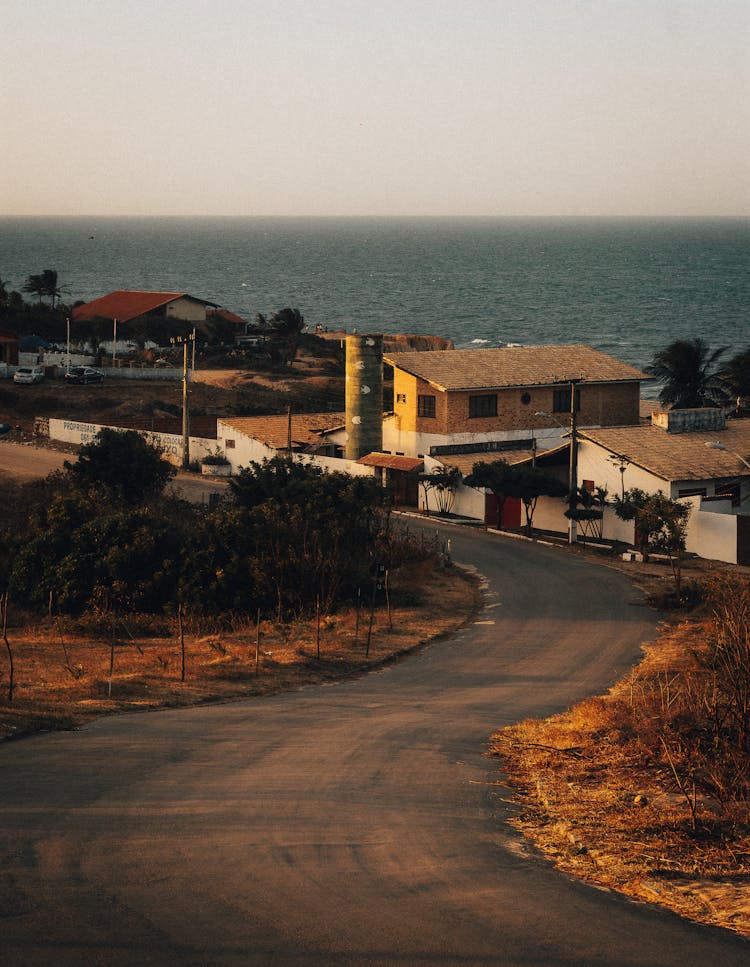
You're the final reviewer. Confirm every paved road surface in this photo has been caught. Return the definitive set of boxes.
[1,521,748,964]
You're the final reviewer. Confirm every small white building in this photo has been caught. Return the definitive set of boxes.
[577,408,750,564]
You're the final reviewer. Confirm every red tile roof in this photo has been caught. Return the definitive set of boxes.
[220,413,345,451]
[207,308,248,326]
[357,453,423,472]
[72,291,214,324]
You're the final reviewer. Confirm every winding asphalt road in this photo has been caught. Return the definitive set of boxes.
[1,524,748,965]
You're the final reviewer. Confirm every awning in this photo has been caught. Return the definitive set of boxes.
[358,452,424,472]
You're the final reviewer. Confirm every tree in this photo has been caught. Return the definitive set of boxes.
[464,460,567,534]
[506,465,568,535]
[64,429,176,504]
[418,466,461,515]
[40,269,62,307]
[645,337,730,409]
[721,347,750,415]
[229,457,384,615]
[22,273,46,304]
[267,307,305,367]
[463,460,516,525]
[613,488,690,594]
[566,485,608,541]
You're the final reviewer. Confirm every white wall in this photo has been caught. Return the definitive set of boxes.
[576,438,663,499]
[683,495,739,565]
[382,418,567,460]
[216,421,275,472]
[215,421,376,477]
[48,418,215,467]
[165,297,207,323]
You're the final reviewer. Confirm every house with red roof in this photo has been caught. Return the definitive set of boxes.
[72,290,218,330]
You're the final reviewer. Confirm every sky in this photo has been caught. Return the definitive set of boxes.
[3,0,749,217]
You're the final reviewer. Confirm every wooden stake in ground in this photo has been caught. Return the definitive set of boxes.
[178,603,186,682]
[108,612,116,698]
[255,608,261,677]
[2,591,13,705]
[365,577,377,658]
[316,595,321,659]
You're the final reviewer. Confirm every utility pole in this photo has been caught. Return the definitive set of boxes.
[112,317,117,369]
[568,377,582,545]
[171,333,195,469]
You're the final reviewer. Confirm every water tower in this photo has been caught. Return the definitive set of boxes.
[345,334,383,460]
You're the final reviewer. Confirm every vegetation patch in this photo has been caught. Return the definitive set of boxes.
[0,562,478,741]
[492,572,750,939]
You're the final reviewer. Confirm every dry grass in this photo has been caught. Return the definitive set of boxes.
[0,562,479,742]
[492,573,750,939]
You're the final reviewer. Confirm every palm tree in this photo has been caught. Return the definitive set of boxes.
[645,337,730,409]
[21,268,62,306]
[721,347,750,415]
[22,273,46,303]
[40,269,62,307]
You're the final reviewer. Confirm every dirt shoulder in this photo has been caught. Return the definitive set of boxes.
[0,562,480,743]
[492,549,750,941]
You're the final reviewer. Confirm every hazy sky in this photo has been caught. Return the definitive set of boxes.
[4,0,749,217]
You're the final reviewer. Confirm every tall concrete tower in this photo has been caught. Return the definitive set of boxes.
[345,333,383,460]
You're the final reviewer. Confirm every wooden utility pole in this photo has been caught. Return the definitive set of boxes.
[171,333,195,469]
[568,377,582,545]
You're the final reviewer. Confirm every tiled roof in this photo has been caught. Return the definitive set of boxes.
[384,345,649,391]
[580,422,750,482]
[72,291,214,323]
[436,443,568,475]
[220,413,345,451]
[358,453,423,472]
[207,308,248,326]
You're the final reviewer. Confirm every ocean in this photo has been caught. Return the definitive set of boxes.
[1,216,748,373]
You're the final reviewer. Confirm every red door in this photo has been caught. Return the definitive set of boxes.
[484,494,522,528]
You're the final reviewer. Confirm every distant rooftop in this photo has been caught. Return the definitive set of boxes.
[580,421,750,482]
[384,344,649,392]
[73,290,216,324]
[220,413,345,451]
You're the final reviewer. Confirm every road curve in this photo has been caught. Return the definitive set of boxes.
[0,524,747,966]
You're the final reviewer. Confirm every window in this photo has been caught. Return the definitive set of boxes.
[417,394,436,418]
[582,479,595,493]
[715,483,740,505]
[552,387,581,413]
[225,439,235,449]
[396,393,407,404]
[468,394,498,418]
[520,392,531,405]
[677,487,707,498]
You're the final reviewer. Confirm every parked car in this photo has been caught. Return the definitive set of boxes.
[13,366,45,384]
[64,367,104,384]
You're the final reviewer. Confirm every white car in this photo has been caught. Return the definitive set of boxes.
[13,366,44,384]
